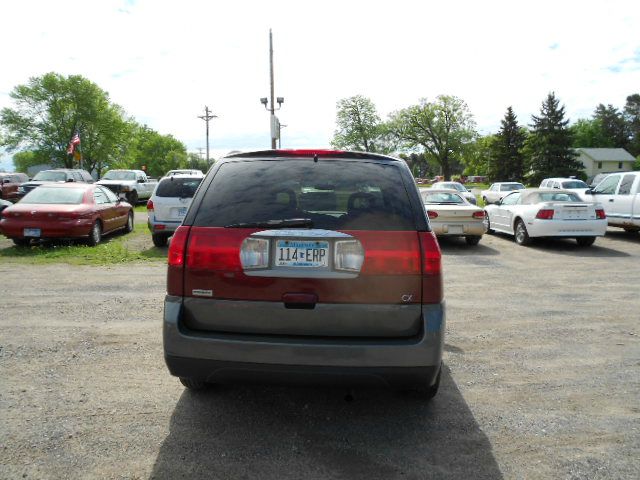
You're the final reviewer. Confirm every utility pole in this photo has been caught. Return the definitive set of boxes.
[260,29,284,149]
[198,106,217,163]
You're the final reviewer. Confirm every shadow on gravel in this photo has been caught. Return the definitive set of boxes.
[528,238,630,257]
[600,229,640,245]
[437,237,500,256]
[150,366,502,480]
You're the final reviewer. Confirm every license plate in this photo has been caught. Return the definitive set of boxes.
[177,207,187,217]
[448,225,464,234]
[276,240,329,268]
[24,228,41,237]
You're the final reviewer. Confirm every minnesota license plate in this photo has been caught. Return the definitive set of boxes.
[276,240,329,268]
[177,207,187,217]
[24,228,41,237]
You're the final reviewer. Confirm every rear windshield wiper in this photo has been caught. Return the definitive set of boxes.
[224,218,314,229]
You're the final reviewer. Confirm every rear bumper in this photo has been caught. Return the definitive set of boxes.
[147,216,182,234]
[527,218,607,237]
[0,219,93,239]
[430,221,486,236]
[163,295,445,387]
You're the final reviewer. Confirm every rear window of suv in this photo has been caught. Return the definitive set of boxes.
[155,177,202,198]
[194,159,416,230]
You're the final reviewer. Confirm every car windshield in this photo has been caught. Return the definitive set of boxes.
[435,182,466,192]
[33,171,67,182]
[21,187,85,204]
[536,192,582,202]
[561,180,588,189]
[155,177,202,198]
[422,192,465,204]
[501,183,524,191]
[102,171,136,181]
[194,159,416,231]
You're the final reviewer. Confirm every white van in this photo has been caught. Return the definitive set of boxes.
[584,171,640,232]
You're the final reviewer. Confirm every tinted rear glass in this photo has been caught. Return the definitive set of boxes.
[194,159,416,230]
[155,177,202,198]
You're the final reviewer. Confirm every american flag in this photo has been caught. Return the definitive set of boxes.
[67,132,81,154]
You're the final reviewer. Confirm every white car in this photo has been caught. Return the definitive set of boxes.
[484,188,607,247]
[431,181,477,204]
[539,177,591,200]
[481,182,525,204]
[165,169,204,177]
[147,174,203,246]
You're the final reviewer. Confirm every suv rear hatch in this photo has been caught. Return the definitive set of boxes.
[169,153,441,338]
[152,177,202,222]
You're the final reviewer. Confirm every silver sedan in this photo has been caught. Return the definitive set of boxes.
[421,189,487,245]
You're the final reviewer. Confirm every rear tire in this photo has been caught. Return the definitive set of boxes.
[124,211,134,233]
[484,212,494,234]
[12,238,30,247]
[482,196,489,205]
[179,377,208,391]
[127,191,138,205]
[576,236,596,247]
[152,233,168,247]
[465,235,481,246]
[514,219,531,246]
[87,221,102,246]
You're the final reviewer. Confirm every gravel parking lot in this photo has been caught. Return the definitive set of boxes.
[1,229,639,479]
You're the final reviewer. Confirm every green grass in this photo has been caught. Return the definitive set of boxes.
[0,228,166,265]
[134,204,148,213]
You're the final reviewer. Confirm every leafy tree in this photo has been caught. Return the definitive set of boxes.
[0,73,130,174]
[462,135,496,177]
[186,152,211,173]
[570,118,612,148]
[388,95,476,180]
[593,104,627,148]
[526,92,583,184]
[331,95,384,152]
[12,150,49,174]
[488,107,527,181]
[119,124,187,177]
[624,93,640,157]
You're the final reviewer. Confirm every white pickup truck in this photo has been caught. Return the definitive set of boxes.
[97,170,158,205]
[584,171,640,232]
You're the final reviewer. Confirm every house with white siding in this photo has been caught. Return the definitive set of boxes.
[576,148,636,178]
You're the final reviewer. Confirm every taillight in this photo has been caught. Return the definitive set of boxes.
[167,225,190,296]
[472,211,485,219]
[419,231,443,304]
[147,199,154,211]
[427,210,438,219]
[334,239,365,272]
[240,237,269,269]
[536,209,554,220]
[595,209,606,219]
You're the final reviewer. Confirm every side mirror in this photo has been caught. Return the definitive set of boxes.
[585,189,595,195]
[66,178,75,182]
[137,178,145,183]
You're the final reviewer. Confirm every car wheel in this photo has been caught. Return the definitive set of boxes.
[152,233,168,247]
[410,364,441,401]
[127,191,138,205]
[514,219,531,246]
[179,377,208,391]
[482,196,489,204]
[13,238,30,247]
[483,212,494,234]
[576,236,596,247]
[124,211,134,233]
[465,235,481,246]
[87,221,102,246]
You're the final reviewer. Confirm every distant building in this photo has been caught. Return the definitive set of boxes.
[576,148,636,178]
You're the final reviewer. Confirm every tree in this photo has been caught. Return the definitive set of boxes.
[488,107,527,181]
[0,73,130,174]
[570,118,612,148]
[120,124,188,177]
[624,93,640,157]
[526,92,583,184]
[331,95,383,152]
[12,150,49,173]
[593,104,627,148]
[388,95,476,180]
[462,135,496,177]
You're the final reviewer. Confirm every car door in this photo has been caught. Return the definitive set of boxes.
[608,173,638,224]
[94,187,117,232]
[588,174,622,218]
[493,192,521,232]
[102,186,128,228]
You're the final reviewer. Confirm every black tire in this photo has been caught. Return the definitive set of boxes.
[179,377,208,391]
[124,211,134,233]
[514,219,531,246]
[87,221,102,246]
[482,196,489,205]
[12,238,30,247]
[576,236,596,247]
[152,233,168,247]
[465,235,481,246]
[127,191,138,205]
[483,211,494,234]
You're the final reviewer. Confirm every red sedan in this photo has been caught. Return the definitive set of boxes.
[0,183,133,246]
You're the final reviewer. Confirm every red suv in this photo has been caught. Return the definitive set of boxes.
[163,150,445,397]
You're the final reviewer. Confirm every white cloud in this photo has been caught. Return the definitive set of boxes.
[1,0,639,171]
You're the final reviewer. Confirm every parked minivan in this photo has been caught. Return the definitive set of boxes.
[584,171,640,232]
[163,149,445,398]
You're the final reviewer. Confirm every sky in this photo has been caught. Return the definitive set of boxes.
[1,0,639,171]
